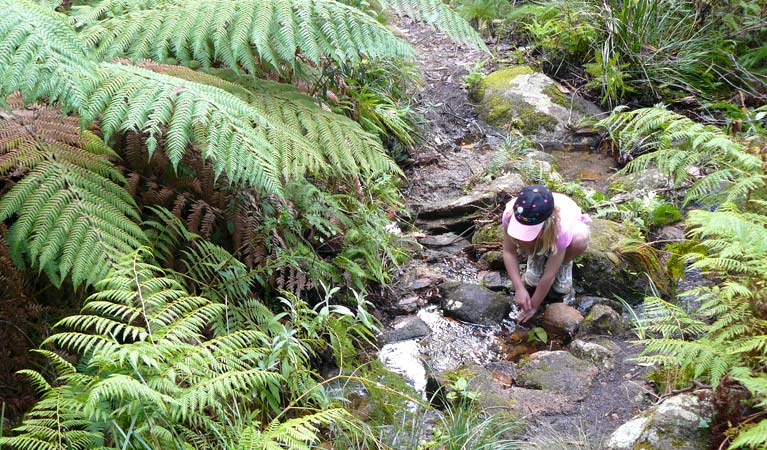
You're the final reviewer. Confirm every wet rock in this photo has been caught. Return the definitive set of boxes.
[384,315,431,344]
[569,339,616,371]
[480,271,511,291]
[378,340,428,395]
[487,361,517,386]
[605,391,713,450]
[475,66,601,140]
[574,295,624,316]
[324,375,371,419]
[657,225,686,242]
[515,350,598,400]
[418,232,471,254]
[393,233,425,257]
[395,266,443,296]
[439,281,511,326]
[412,173,523,234]
[574,218,644,301]
[417,306,503,373]
[541,303,584,337]
[578,304,625,337]
[396,295,428,314]
[416,213,482,234]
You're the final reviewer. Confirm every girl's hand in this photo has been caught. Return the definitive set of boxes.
[514,288,531,312]
[518,297,542,323]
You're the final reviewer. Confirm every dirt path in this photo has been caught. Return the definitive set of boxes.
[396,17,502,205]
[389,18,653,447]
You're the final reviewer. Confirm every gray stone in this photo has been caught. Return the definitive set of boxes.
[541,303,584,336]
[578,304,625,337]
[417,232,471,254]
[393,233,425,257]
[477,250,505,271]
[657,225,686,242]
[569,339,616,371]
[415,213,482,234]
[515,350,598,400]
[439,281,511,326]
[384,315,431,344]
[396,295,427,314]
[480,271,511,291]
[608,168,672,196]
[410,174,523,220]
[605,391,713,450]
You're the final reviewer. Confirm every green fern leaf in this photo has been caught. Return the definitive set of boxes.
[77,0,414,74]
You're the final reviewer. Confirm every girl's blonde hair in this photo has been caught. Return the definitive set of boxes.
[533,207,560,255]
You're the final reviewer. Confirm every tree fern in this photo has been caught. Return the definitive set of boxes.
[0,101,145,287]
[2,1,400,195]
[77,0,415,76]
[135,61,399,177]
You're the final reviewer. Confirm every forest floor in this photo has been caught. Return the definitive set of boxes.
[392,17,655,445]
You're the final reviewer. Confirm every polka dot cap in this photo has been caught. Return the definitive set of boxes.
[513,184,554,226]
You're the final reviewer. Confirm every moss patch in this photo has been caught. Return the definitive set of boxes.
[472,223,503,246]
[542,83,570,108]
[475,65,535,100]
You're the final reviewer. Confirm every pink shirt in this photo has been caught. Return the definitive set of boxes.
[502,193,590,253]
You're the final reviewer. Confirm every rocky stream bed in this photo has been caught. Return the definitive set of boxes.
[360,17,715,450]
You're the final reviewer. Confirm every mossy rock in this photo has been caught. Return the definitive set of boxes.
[471,222,503,246]
[476,67,602,138]
[515,351,598,400]
[574,219,645,302]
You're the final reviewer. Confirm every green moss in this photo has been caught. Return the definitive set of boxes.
[543,83,570,108]
[472,223,503,246]
[476,66,561,134]
[475,66,535,101]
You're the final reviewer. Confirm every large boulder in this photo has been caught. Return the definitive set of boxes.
[575,218,645,301]
[475,66,601,140]
[605,392,714,450]
[514,350,598,400]
[412,173,524,220]
[439,282,511,326]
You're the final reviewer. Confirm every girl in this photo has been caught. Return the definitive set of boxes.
[501,185,591,323]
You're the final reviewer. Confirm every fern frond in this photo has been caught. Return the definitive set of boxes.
[78,0,414,74]
[0,104,145,287]
[3,2,399,194]
[598,107,766,205]
[378,0,488,51]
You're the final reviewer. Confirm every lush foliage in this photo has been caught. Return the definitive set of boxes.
[0,0,486,446]
[503,0,767,106]
[602,107,767,449]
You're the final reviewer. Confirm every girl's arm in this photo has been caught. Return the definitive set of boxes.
[518,250,565,322]
[502,227,531,312]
